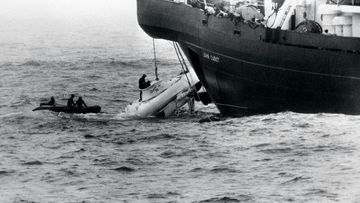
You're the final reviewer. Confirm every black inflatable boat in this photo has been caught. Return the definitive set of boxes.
[32,105,101,114]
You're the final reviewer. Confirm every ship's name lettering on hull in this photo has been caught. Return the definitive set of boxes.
[203,52,220,63]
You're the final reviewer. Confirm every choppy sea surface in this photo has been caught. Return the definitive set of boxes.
[2,5,360,203]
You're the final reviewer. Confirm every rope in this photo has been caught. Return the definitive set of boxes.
[265,2,280,28]
[173,41,192,88]
[175,42,190,73]
[173,41,202,104]
[266,10,278,28]
[153,38,159,81]
[172,41,185,72]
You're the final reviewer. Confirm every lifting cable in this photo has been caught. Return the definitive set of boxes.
[173,41,192,88]
[173,41,201,101]
[175,42,190,73]
[153,38,159,81]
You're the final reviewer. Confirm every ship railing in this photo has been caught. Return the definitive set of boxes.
[168,0,270,30]
[172,0,215,8]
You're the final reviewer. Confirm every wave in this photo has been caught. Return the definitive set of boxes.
[188,166,241,174]
[146,192,180,199]
[281,176,311,185]
[197,195,253,203]
[10,95,32,108]
[0,170,15,177]
[159,148,197,158]
[0,112,23,119]
[137,133,175,142]
[18,60,43,67]
[304,188,338,199]
[125,158,145,166]
[252,143,271,148]
[259,147,293,154]
[58,112,132,122]
[291,122,312,128]
[4,57,178,70]
[87,58,179,68]
[199,115,225,123]
[22,160,43,165]
[189,167,206,173]
[0,62,14,68]
[110,166,135,173]
[253,158,273,162]
[210,167,241,174]
[84,134,96,139]
[60,168,83,177]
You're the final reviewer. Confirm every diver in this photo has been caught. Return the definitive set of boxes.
[138,74,151,102]
[76,96,87,108]
[187,88,197,114]
[67,94,76,107]
[40,96,55,106]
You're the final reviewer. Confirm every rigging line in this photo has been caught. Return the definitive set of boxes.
[172,41,185,71]
[173,42,192,88]
[172,41,195,114]
[266,9,278,28]
[175,42,190,72]
[153,38,159,81]
[173,42,201,101]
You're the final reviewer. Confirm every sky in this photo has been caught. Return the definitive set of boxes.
[0,0,136,21]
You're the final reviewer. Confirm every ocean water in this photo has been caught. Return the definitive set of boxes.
[2,1,360,203]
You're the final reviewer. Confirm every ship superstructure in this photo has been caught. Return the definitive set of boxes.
[137,0,360,116]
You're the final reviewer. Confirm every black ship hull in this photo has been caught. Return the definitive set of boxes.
[137,0,360,116]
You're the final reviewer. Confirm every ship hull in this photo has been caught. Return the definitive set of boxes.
[137,0,360,116]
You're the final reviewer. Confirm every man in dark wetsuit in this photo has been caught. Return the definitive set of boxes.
[67,94,76,107]
[40,96,55,106]
[138,74,151,102]
[76,97,87,107]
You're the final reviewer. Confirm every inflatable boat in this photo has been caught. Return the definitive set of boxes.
[32,105,101,114]
[125,69,200,117]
